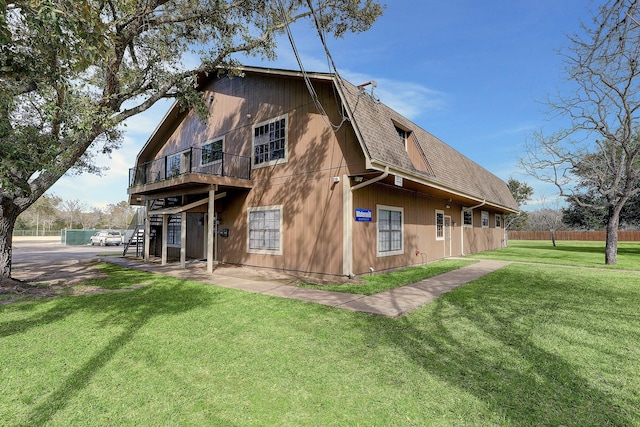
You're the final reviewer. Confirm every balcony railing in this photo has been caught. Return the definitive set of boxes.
[129,147,251,187]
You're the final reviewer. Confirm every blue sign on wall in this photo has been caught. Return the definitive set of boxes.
[355,208,372,222]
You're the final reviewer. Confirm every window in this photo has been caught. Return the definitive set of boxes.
[463,209,473,227]
[166,214,181,247]
[481,211,489,228]
[377,205,404,257]
[166,154,181,178]
[495,214,502,228]
[247,206,282,255]
[395,126,409,151]
[436,209,444,240]
[253,115,287,168]
[202,138,223,164]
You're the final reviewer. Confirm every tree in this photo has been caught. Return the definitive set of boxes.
[563,189,640,230]
[17,194,61,235]
[503,178,533,245]
[520,0,640,264]
[59,199,86,229]
[104,201,135,230]
[526,204,566,247]
[80,207,104,230]
[0,0,384,280]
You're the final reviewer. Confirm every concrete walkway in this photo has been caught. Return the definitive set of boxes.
[101,257,510,317]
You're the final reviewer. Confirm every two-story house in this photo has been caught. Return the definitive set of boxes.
[127,66,518,278]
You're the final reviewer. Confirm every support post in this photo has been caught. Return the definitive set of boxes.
[144,199,151,261]
[342,174,353,277]
[180,213,187,268]
[207,188,216,273]
[161,214,168,265]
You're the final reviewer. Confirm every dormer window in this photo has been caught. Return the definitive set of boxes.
[395,125,410,151]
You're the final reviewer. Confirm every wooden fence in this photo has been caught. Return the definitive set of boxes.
[508,230,640,241]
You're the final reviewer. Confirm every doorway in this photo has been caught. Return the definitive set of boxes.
[444,215,452,257]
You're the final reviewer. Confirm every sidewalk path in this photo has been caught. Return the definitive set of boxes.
[101,257,510,317]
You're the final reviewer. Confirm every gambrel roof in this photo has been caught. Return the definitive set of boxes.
[137,66,519,213]
[334,75,519,212]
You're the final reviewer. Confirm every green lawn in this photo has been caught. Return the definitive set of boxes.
[299,259,476,295]
[1,259,639,425]
[469,239,640,270]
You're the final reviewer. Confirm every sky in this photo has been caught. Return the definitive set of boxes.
[48,0,595,211]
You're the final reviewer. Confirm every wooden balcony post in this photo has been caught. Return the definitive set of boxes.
[161,214,168,265]
[180,212,187,268]
[207,188,216,273]
[144,199,151,261]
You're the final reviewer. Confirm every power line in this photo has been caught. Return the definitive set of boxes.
[275,0,349,132]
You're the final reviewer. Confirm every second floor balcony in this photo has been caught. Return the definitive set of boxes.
[128,147,252,194]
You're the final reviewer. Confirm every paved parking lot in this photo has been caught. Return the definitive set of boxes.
[11,237,123,283]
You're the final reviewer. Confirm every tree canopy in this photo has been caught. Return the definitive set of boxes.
[503,178,533,231]
[520,0,640,264]
[0,0,384,279]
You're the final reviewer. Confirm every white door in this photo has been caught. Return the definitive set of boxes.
[444,215,452,257]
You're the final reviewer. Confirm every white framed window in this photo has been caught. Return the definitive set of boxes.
[202,138,224,165]
[377,205,404,257]
[495,214,502,228]
[436,209,444,240]
[253,114,287,168]
[247,205,282,255]
[481,211,490,228]
[463,209,473,227]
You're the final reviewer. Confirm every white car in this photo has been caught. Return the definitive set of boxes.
[90,231,122,246]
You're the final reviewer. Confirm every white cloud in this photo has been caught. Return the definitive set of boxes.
[339,70,448,121]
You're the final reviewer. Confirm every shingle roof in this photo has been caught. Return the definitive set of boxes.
[337,77,519,212]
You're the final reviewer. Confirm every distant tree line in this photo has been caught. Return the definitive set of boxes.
[15,194,135,234]
[510,196,640,233]
[504,177,639,247]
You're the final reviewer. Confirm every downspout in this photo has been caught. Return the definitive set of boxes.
[343,166,389,277]
[351,166,389,192]
[461,199,485,256]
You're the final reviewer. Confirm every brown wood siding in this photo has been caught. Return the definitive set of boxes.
[215,172,345,276]
[350,182,465,275]
[462,210,505,254]
[350,182,504,275]
[185,213,204,259]
[186,74,351,276]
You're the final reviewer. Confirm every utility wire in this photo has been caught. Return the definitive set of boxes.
[275,0,349,132]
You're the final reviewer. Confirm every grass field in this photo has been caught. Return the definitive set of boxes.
[469,239,640,270]
[1,243,639,425]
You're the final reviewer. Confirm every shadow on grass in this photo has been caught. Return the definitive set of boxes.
[2,277,218,426]
[373,265,635,425]
[508,241,640,256]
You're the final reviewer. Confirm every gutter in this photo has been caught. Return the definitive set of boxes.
[464,199,486,211]
[350,166,389,192]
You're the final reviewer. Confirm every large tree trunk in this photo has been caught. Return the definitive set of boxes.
[0,201,20,279]
[604,206,619,265]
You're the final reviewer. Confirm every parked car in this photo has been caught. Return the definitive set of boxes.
[90,231,122,246]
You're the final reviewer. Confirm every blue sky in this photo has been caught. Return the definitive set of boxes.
[49,0,593,210]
